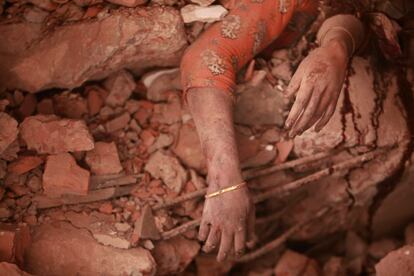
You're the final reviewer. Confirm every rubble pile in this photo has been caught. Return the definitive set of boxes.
[0,0,413,275]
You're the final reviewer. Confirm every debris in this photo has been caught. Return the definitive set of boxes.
[368,239,399,260]
[142,68,181,102]
[375,245,414,276]
[106,0,147,7]
[172,123,206,173]
[17,94,37,119]
[105,113,131,133]
[85,142,123,175]
[7,156,43,176]
[25,222,156,275]
[151,95,182,125]
[103,70,136,107]
[93,233,131,249]
[180,5,228,23]
[1,7,187,92]
[36,99,54,115]
[20,115,94,154]
[189,0,215,7]
[0,262,32,276]
[87,87,105,116]
[148,133,174,153]
[275,140,293,164]
[145,151,188,193]
[42,153,90,197]
[0,224,31,267]
[274,250,321,276]
[323,257,346,276]
[133,205,160,240]
[153,236,200,275]
[53,92,88,119]
[0,113,18,155]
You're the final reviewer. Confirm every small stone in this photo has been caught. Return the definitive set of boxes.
[20,115,94,154]
[103,70,136,107]
[93,233,131,249]
[189,0,215,7]
[87,88,104,116]
[106,0,147,7]
[323,257,346,276]
[0,113,18,155]
[105,113,131,133]
[274,250,321,276]
[36,99,54,115]
[8,156,43,175]
[85,142,123,175]
[148,133,174,153]
[114,222,131,232]
[145,151,188,193]
[99,202,113,214]
[133,205,160,240]
[143,240,154,250]
[151,95,182,125]
[53,92,88,119]
[180,5,228,23]
[42,153,90,197]
[375,245,414,276]
[27,175,42,193]
[17,94,37,119]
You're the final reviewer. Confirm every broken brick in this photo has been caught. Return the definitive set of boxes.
[106,0,147,7]
[375,245,414,276]
[145,151,188,193]
[7,156,43,176]
[0,113,18,155]
[105,113,131,133]
[20,115,94,154]
[180,5,228,23]
[87,88,104,116]
[42,153,90,197]
[53,92,88,119]
[85,142,123,175]
[17,94,37,120]
[103,70,136,107]
[133,205,160,241]
[36,99,54,115]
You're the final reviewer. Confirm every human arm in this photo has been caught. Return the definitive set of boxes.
[284,14,365,136]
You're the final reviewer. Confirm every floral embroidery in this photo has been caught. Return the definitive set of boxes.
[252,20,267,55]
[202,50,226,75]
[221,15,242,39]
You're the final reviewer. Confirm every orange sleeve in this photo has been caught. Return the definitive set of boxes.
[180,0,300,99]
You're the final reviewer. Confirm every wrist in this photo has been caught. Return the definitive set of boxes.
[322,39,350,63]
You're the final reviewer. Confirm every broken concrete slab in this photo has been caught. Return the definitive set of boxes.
[0,113,18,155]
[1,7,187,92]
[42,153,90,197]
[145,151,188,193]
[0,224,31,267]
[25,222,156,276]
[85,142,123,175]
[103,70,136,107]
[20,115,94,154]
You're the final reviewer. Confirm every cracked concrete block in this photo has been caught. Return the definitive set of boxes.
[25,222,156,276]
[0,7,187,92]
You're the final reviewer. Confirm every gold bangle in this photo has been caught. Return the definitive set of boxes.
[205,181,247,199]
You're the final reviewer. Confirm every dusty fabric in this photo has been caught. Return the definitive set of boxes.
[180,0,318,98]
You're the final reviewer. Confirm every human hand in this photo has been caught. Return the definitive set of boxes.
[284,40,349,137]
[199,165,255,262]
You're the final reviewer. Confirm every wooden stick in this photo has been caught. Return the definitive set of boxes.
[253,148,384,204]
[161,219,202,240]
[153,189,207,211]
[236,207,330,263]
[34,185,137,209]
[90,174,143,190]
[242,151,335,181]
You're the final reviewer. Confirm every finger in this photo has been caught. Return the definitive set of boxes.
[198,220,210,242]
[203,226,220,253]
[284,71,302,98]
[234,224,246,258]
[301,91,331,133]
[217,230,234,262]
[289,88,322,137]
[315,102,336,132]
[246,209,256,249]
[284,84,312,130]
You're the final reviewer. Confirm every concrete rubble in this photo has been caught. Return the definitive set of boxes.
[0,0,412,275]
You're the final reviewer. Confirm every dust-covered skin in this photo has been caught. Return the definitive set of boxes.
[284,37,350,137]
[187,88,256,261]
